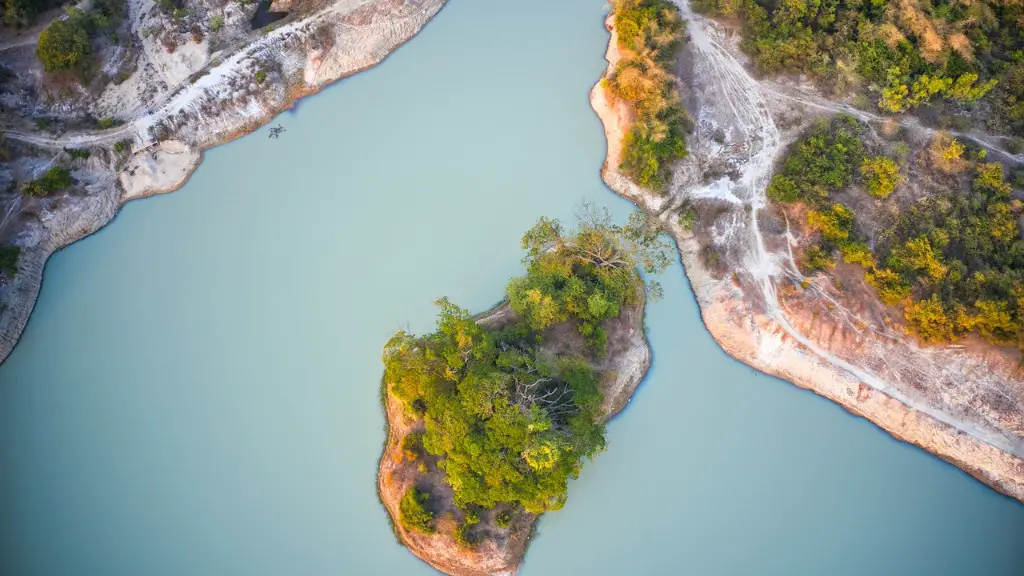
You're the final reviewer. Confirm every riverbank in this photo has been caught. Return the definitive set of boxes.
[0,0,447,365]
[590,9,1024,502]
[377,295,652,576]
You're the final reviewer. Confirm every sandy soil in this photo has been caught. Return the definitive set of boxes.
[591,5,1024,502]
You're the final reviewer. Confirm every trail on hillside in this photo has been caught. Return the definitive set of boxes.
[672,0,1024,458]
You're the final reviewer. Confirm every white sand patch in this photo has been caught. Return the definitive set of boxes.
[119,140,201,200]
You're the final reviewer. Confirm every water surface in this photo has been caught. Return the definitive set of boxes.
[1,1,1023,574]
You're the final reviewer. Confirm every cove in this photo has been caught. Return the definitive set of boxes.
[1,0,1023,574]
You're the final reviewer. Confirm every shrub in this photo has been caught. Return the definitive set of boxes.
[210,15,224,31]
[255,69,266,83]
[64,147,90,159]
[495,510,512,528]
[860,156,902,198]
[866,268,909,306]
[401,432,423,461]
[806,203,854,243]
[113,139,132,154]
[839,241,875,268]
[0,245,20,278]
[37,18,92,73]
[399,487,434,534]
[22,167,72,197]
[766,117,865,205]
[904,294,955,343]
[96,117,119,129]
[801,244,834,272]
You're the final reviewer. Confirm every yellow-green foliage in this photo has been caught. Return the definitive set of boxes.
[839,241,875,268]
[872,155,1024,347]
[37,18,91,73]
[767,117,865,204]
[690,0,1010,118]
[399,487,435,534]
[886,236,947,281]
[860,156,902,198]
[806,203,854,242]
[904,294,955,343]
[610,0,690,190]
[867,268,910,305]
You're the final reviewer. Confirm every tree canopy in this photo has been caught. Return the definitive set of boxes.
[609,0,692,190]
[383,212,667,526]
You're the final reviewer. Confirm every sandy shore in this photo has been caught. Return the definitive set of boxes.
[590,14,1024,503]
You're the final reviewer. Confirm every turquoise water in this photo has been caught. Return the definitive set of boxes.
[1,0,1023,574]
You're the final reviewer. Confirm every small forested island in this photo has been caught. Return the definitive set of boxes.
[376,209,669,575]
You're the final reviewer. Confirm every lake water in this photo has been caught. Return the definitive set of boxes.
[2,1,1023,574]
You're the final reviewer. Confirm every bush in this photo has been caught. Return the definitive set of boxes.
[96,117,119,129]
[0,245,20,278]
[495,510,512,529]
[904,294,955,343]
[64,147,90,159]
[401,432,423,461]
[255,69,266,83]
[839,241,875,268]
[37,18,92,73]
[399,487,434,534]
[860,156,902,199]
[766,117,865,205]
[210,15,224,31]
[22,167,72,197]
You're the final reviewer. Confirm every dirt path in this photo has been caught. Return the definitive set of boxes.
[669,0,1024,460]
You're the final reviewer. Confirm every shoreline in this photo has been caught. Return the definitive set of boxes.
[0,0,448,366]
[589,13,1024,503]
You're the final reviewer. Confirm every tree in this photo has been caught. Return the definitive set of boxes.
[37,17,91,73]
[399,487,435,534]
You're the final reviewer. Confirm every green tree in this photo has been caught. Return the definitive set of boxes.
[399,487,435,534]
[37,18,91,73]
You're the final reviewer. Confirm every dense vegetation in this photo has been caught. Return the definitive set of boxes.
[873,154,1024,345]
[36,0,126,75]
[770,115,1024,348]
[0,245,19,278]
[608,0,692,190]
[693,0,1024,133]
[383,212,667,532]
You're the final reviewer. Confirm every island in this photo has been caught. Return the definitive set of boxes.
[376,210,668,575]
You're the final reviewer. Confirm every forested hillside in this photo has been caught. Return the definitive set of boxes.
[694,0,1024,135]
